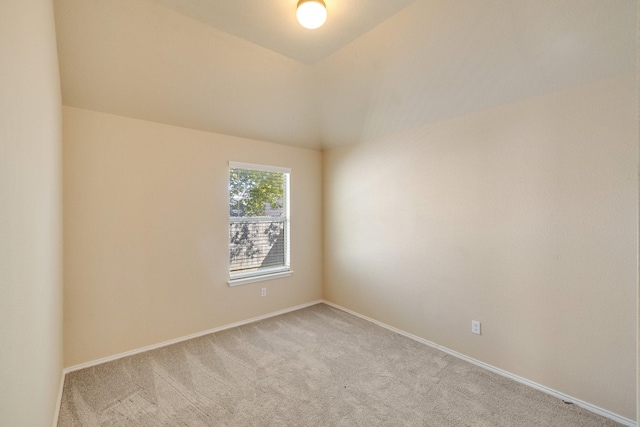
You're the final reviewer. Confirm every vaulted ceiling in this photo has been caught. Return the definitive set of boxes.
[54,0,636,150]
[147,0,416,64]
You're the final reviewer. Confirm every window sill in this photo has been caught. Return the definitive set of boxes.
[228,270,293,287]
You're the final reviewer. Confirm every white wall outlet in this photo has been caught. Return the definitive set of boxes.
[261,287,267,297]
[472,320,481,335]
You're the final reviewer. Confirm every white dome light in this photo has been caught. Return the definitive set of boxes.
[296,0,327,30]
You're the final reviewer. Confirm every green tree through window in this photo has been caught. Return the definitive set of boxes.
[229,168,284,217]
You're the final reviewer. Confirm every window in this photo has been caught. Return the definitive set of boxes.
[228,162,291,286]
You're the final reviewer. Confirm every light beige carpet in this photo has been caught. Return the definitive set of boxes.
[58,303,621,426]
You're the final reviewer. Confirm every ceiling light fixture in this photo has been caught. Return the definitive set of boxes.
[296,0,327,30]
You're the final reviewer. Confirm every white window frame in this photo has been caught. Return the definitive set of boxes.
[227,161,292,287]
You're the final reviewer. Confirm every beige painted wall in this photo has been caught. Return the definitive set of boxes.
[637,2,640,420]
[324,75,638,420]
[0,0,63,425]
[63,107,323,367]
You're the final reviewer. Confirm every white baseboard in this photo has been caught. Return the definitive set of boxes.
[64,300,323,374]
[321,300,637,427]
[52,369,65,427]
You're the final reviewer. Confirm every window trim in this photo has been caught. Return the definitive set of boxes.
[227,268,293,287]
[229,161,291,174]
[228,161,292,287]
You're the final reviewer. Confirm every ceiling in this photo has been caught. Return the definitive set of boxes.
[147,0,416,64]
[54,0,637,150]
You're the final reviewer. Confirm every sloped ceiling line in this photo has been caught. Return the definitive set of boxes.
[54,0,636,150]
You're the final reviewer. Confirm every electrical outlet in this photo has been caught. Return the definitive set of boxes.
[472,320,481,335]
[261,288,267,297]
